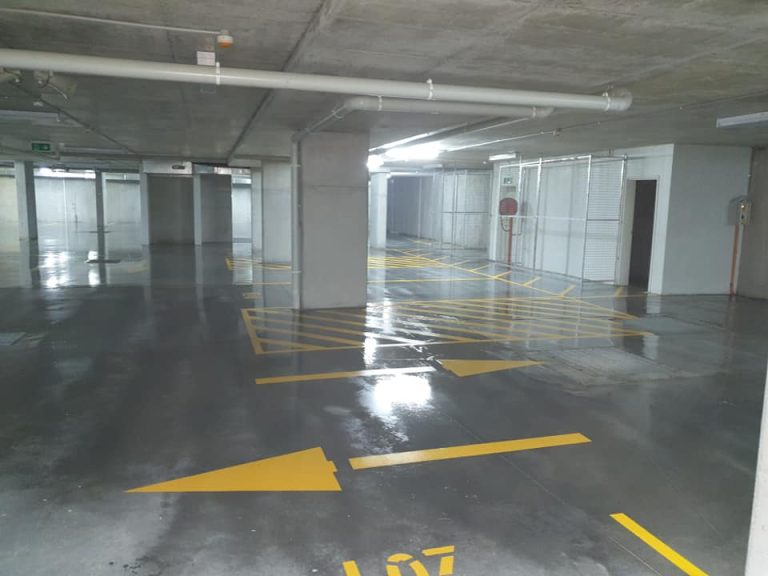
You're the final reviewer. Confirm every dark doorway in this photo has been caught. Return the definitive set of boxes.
[629,180,657,289]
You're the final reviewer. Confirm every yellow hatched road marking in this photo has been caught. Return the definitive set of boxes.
[247,324,363,346]
[404,305,622,336]
[241,294,646,355]
[349,433,591,470]
[611,513,708,576]
[253,309,421,345]
[413,300,620,327]
[522,276,542,287]
[393,304,595,339]
[256,366,435,385]
[316,306,569,340]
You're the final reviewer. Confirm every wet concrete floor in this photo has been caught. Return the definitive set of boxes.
[0,235,766,575]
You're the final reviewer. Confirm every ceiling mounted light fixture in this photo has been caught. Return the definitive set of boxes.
[488,153,517,161]
[716,112,768,128]
[384,143,442,162]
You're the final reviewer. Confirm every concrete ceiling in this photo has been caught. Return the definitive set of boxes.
[2,0,768,166]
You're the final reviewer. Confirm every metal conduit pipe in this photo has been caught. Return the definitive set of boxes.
[343,96,554,117]
[0,49,633,112]
[294,97,554,141]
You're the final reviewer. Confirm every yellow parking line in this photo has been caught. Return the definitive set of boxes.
[409,302,618,332]
[613,286,625,297]
[611,514,708,576]
[493,270,514,279]
[256,366,435,385]
[246,324,364,346]
[247,309,422,345]
[522,276,541,287]
[559,285,577,297]
[241,331,651,356]
[349,433,592,470]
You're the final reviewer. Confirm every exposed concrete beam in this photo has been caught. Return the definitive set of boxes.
[225,0,351,163]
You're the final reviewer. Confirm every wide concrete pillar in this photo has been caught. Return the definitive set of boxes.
[193,174,233,245]
[747,363,768,575]
[251,169,263,252]
[262,161,292,263]
[14,161,37,241]
[295,132,369,309]
[369,172,388,249]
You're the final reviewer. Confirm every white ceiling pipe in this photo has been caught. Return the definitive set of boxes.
[295,97,554,141]
[343,96,554,117]
[0,49,633,112]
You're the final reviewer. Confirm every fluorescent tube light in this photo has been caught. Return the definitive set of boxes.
[716,112,768,128]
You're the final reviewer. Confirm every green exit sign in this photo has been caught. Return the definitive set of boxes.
[31,142,52,152]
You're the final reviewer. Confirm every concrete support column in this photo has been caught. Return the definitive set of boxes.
[295,132,369,309]
[95,171,106,258]
[262,161,292,263]
[139,173,150,245]
[193,174,233,245]
[251,169,263,253]
[14,161,37,241]
[747,364,768,575]
[369,172,388,249]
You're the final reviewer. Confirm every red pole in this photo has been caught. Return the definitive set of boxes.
[506,218,513,265]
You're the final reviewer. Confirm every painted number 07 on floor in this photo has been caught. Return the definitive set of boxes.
[343,545,455,576]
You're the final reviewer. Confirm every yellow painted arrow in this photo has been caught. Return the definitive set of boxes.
[437,359,542,377]
[126,447,341,493]
[127,433,589,493]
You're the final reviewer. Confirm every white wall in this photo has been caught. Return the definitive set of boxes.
[35,177,97,226]
[663,145,751,294]
[0,175,18,251]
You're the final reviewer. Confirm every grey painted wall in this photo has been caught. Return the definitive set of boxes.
[299,132,369,309]
[147,175,194,244]
[739,148,768,298]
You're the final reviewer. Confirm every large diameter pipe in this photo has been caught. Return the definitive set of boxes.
[343,96,554,118]
[0,49,633,112]
[296,97,554,141]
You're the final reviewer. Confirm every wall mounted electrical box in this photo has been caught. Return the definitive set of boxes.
[738,198,752,225]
